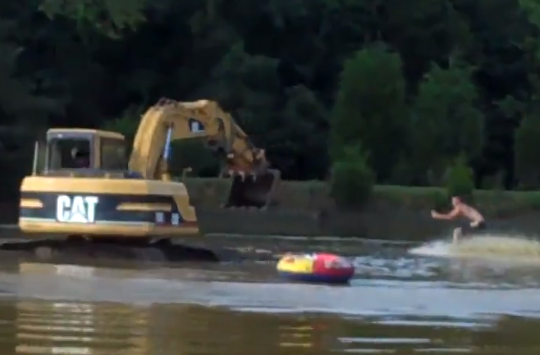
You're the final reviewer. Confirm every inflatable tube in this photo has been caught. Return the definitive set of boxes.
[276,253,355,284]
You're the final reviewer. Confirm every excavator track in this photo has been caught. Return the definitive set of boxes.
[0,236,244,264]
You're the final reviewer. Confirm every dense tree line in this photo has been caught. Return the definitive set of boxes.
[2,0,540,192]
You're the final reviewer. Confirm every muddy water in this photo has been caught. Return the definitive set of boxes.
[0,236,539,354]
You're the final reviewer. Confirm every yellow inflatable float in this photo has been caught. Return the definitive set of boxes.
[276,253,355,284]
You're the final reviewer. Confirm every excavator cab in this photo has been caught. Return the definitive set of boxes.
[32,129,129,176]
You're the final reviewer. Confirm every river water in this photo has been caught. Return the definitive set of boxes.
[0,234,539,354]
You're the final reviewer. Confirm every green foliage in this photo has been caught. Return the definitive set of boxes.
[331,45,408,181]
[279,85,329,179]
[409,62,484,184]
[101,117,137,141]
[0,0,540,202]
[444,156,475,198]
[101,105,144,140]
[330,145,375,209]
[514,113,540,188]
[169,140,220,178]
[39,0,146,38]
[498,73,540,189]
[0,42,62,125]
[520,0,540,29]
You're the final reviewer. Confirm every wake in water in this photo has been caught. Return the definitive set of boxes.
[409,234,540,263]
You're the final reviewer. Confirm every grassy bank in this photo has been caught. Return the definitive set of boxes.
[0,177,535,238]
[372,185,540,218]
[183,178,540,218]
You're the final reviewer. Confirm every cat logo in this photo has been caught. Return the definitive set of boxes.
[188,118,205,133]
[56,195,99,223]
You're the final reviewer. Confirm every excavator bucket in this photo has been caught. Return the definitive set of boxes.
[224,169,280,209]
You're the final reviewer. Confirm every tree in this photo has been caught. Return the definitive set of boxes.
[512,76,540,189]
[330,44,408,182]
[39,0,146,38]
[409,61,484,184]
[278,85,328,180]
[0,39,63,126]
[444,155,475,198]
[514,113,540,188]
[0,0,537,191]
[520,0,540,29]
[330,145,375,210]
[101,104,145,140]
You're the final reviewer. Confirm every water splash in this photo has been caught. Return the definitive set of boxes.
[409,240,452,258]
[409,234,540,263]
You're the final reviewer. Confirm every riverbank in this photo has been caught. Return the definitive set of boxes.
[184,178,540,217]
[184,179,540,240]
[2,179,540,241]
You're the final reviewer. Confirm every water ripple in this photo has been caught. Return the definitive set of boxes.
[0,235,538,354]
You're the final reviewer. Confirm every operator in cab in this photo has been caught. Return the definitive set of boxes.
[71,147,90,168]
[430,196,486,243]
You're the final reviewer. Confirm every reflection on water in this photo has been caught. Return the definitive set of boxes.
[0,299,531,354]
[15,301,150,355]
[2,234,540,354]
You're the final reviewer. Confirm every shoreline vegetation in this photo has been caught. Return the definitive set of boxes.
[183,178,540,219]
[0,178,538,240]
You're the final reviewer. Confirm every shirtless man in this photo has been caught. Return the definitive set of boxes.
[431,196,486,243]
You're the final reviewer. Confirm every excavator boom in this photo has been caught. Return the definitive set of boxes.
[128,98,280,209]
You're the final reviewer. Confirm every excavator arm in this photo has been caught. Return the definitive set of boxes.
[128,98,280,209]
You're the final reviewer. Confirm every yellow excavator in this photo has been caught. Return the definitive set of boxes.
[10,98,280,262]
